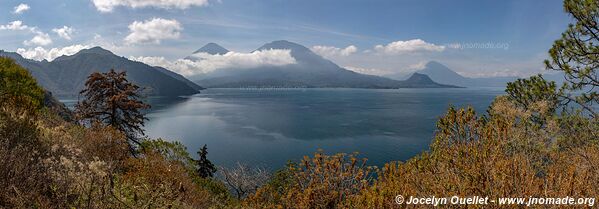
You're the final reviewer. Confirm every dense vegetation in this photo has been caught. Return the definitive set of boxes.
[0,0,597,208]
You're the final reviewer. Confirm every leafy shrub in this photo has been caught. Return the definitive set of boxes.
[0,107,53,208]
[113,150,216,208]
[0,57,44,114]
[246,152,374,208]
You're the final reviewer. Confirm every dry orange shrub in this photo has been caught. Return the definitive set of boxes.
[1,105,221,208]
[0,107,55,208]
[245,152,374,208]
[110,151,216,208]
[244,97,599,209]
[345,96,599,209]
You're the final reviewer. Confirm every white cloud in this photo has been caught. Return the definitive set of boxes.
[24,32,53,46]
[0,20,33,31]
[16,45,91,61]
[52,26,74,40]
[344,66,391,76]
[124,18,182,45]
[311,45,357,58]
[0,20,52,46]
[92,0,210,12]
[408,61,427,70]
[462,68,531,78]
[13,3,30,14]
[131,49,296,76]
[374,39,445,54]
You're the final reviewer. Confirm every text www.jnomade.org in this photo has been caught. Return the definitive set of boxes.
[394,195,595,207]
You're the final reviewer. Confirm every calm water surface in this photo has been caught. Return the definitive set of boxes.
[138,88,503,169]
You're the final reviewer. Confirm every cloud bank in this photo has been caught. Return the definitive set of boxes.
[374,39,445,54]
[311,45,357,58]
[92,0,210,12]
[17,45,91,61]
[131,49,296,76]
[344,66,391,76]
[125,18,182,45]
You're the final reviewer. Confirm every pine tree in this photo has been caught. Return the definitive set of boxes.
[196,144,217,178]
[507,0,598,118]
[76,69,150,153]
[544,0,598,117]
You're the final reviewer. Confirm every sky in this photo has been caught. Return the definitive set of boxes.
[0,0,572,78]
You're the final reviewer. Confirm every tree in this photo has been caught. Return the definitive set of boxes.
[196,144,217,178]
[0,57,44,114]
[505,75,564,124]
[506,75,560,111]
[220,163,270,199]
[544,0,599,117]
[141,139,197,171]
[76,69,150,153]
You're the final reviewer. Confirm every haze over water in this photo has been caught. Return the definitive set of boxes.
[142,88,503,169]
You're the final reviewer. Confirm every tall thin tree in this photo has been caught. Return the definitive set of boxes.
[196,144,217,178]
[76,69,150,153]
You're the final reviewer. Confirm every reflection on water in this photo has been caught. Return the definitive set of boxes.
[59,96,192,113]
[143,88,504,169]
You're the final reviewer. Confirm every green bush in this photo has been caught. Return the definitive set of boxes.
[0,57,44,113]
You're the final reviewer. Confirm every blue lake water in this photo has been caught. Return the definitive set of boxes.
[137,88,504,169]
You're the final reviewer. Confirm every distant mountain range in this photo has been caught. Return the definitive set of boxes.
[188,40,459,88]
[403,72,459,88]
[408,61,571,88]
[387,61,519,88]
[0,47,202,96]
[4,42,566,95]
[185,42,230,60]
[0,41,469,96]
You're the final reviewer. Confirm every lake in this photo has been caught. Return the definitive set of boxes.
[60,88,504,169]
[135,87,504,169]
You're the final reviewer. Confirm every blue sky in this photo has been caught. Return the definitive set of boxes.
[0,0,571,77]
